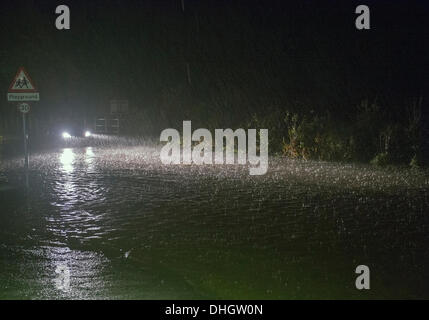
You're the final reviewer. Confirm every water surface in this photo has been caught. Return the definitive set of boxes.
[1,146,428,299]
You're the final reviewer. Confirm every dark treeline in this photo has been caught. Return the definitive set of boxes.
[0,0,428,165]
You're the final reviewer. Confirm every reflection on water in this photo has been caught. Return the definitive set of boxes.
[60,148,74,173]
[0,146,428,299]
[54,263,70,292]
[49,148,106,297]
[85,147,95,169]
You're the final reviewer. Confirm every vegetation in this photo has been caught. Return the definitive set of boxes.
[245,98,425,166]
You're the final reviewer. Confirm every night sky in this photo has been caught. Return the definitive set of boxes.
[0,0,428,128]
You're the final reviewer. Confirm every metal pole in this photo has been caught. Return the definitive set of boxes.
[22,111,29,188]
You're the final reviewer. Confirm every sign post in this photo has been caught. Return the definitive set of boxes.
[19,103,30,187]
[7,67,39,189]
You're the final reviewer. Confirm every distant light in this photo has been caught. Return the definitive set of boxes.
[85,131,91,137]
[62,132,71,139]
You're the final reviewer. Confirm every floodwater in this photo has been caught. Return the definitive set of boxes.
[0,145,429,299]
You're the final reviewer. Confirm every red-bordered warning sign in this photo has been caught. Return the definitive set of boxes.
[8,67,38,93]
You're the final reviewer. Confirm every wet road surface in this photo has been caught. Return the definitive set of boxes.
[1,146,429,299]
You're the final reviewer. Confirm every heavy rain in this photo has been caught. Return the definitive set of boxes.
[1,137,429,299]
[1,1,429,302]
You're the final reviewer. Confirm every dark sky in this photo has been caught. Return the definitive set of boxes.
[0,0,428,120]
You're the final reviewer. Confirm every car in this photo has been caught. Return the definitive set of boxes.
[61,129,92,139]
[57,119,92,139]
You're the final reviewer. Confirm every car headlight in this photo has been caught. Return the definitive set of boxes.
[62,132,71,139]
[85,131,91,137]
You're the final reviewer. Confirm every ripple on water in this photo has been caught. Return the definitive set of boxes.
[1,146,428,298]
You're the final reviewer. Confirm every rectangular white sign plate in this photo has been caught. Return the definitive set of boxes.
[7,92,40,101]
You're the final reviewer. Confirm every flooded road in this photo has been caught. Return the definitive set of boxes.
[1,146,429,299]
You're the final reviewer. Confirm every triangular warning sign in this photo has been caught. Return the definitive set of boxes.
[8,67,38,93]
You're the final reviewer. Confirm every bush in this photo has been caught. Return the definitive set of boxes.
[370,152,391,166]
[280,111,353,161]
[410,154,423,169]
